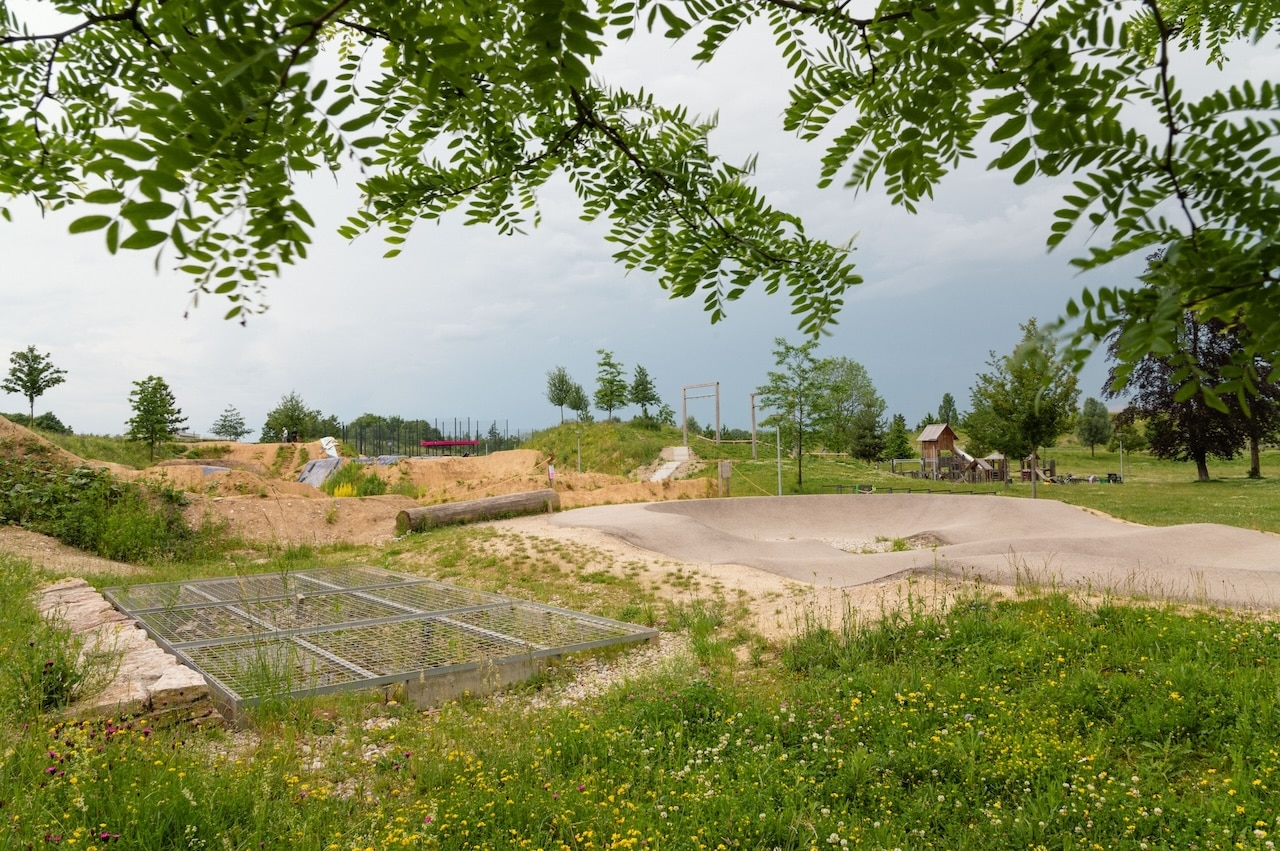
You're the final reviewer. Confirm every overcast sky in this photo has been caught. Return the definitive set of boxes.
[5,12,1266,443]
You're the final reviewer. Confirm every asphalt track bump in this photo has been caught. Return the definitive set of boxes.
[551,494,1280,608]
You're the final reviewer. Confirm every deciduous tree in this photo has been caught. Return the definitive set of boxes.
[966,319,1080,469]
[756,338,820,487]
[546,366,576,423]
[567,382,592,423]
[2,346,67,427]
[811,356,885,462]
[1075,398,1113,458]
[209,405,251,441]
[260,391,338,444]
[1104,313,1270,482]
[6,2,1277,389]
[629,365,661,419]
[126,376,186,461]
[593,351,628,421]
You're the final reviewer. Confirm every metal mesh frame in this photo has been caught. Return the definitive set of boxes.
[104,567,656,710]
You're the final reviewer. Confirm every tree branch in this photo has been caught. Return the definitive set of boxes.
[1144,0,1199,239]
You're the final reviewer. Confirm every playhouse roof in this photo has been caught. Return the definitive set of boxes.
[917,423,956,443]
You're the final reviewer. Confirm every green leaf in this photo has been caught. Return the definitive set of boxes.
[83,189,124,204]
[69,215,112,234]
[326,95,355,116]
[122,201,177,221]
[120,229,168,250]
[98,138,153,161]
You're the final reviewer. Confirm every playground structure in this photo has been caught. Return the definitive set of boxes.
[893,423,1011,483]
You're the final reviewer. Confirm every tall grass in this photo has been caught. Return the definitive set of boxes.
[5,577,1279,851]
[0,556,117,719]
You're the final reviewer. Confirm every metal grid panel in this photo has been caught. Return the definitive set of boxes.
[136,593,410,645]
[307,618,532,675]
[105,567,657,710]
[449,603,637,648]
[187,637,362,698]
[359,580,504,612]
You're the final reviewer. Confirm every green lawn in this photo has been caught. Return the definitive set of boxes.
[5,426,1280,851]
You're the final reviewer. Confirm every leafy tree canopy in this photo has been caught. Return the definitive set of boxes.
[966,319,1080,462]
[629,364,661,419]
[811,356,885,462]
[1075,397,1113,458]
[126,375,186,461]
[260,390,339,443]
[756,338,820,486]
[2,346,67,427]
[546,366,576,423]
[209,404,251,441]
[5,1,1276,389]
[593,350,628,420]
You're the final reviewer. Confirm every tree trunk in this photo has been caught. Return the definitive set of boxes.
[396,489,559,534]
[1194,454,1210,482]
[1249,436,1262,478]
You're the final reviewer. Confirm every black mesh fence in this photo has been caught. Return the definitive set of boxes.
[339,419,530,457]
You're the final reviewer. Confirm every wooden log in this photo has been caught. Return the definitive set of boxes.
[396,489,560,535]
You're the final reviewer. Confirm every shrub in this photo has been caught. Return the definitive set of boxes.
[0,458,214,562]
[320,462,387,497]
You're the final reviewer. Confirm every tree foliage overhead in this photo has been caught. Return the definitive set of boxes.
[0,0,860,330]
[4,1,1277,384]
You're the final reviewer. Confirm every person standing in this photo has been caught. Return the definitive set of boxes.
[547,457,556,488]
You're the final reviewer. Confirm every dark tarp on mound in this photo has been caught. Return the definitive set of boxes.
[297,457,343,488]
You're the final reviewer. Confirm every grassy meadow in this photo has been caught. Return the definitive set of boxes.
[5,424,1280,849]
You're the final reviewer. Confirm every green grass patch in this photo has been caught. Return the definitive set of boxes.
[5,581,1280,850]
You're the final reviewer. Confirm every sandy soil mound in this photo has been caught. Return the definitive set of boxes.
[0,415,715,547]
[0,414,88,466]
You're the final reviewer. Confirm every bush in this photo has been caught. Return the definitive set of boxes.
[0,458,211,562]
[319,461,388,497]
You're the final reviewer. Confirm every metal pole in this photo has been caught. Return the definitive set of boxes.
[776,427,782,496]
[750,393,758,461]
[681,392,688,447]
[715,381,721,444]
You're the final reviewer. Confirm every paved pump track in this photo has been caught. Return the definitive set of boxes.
[550,494,1280,609]
[105,566,656,718]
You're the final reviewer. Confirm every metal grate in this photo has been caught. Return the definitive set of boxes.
[104,567,656,712]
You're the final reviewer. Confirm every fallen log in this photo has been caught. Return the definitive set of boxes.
[396,489,560,535]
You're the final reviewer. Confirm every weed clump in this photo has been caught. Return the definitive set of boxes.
[0,457,215,562]
[319,461,388,497]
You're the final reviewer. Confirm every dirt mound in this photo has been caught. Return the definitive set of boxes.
[1,425,714,547]
[0,414,89,467]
